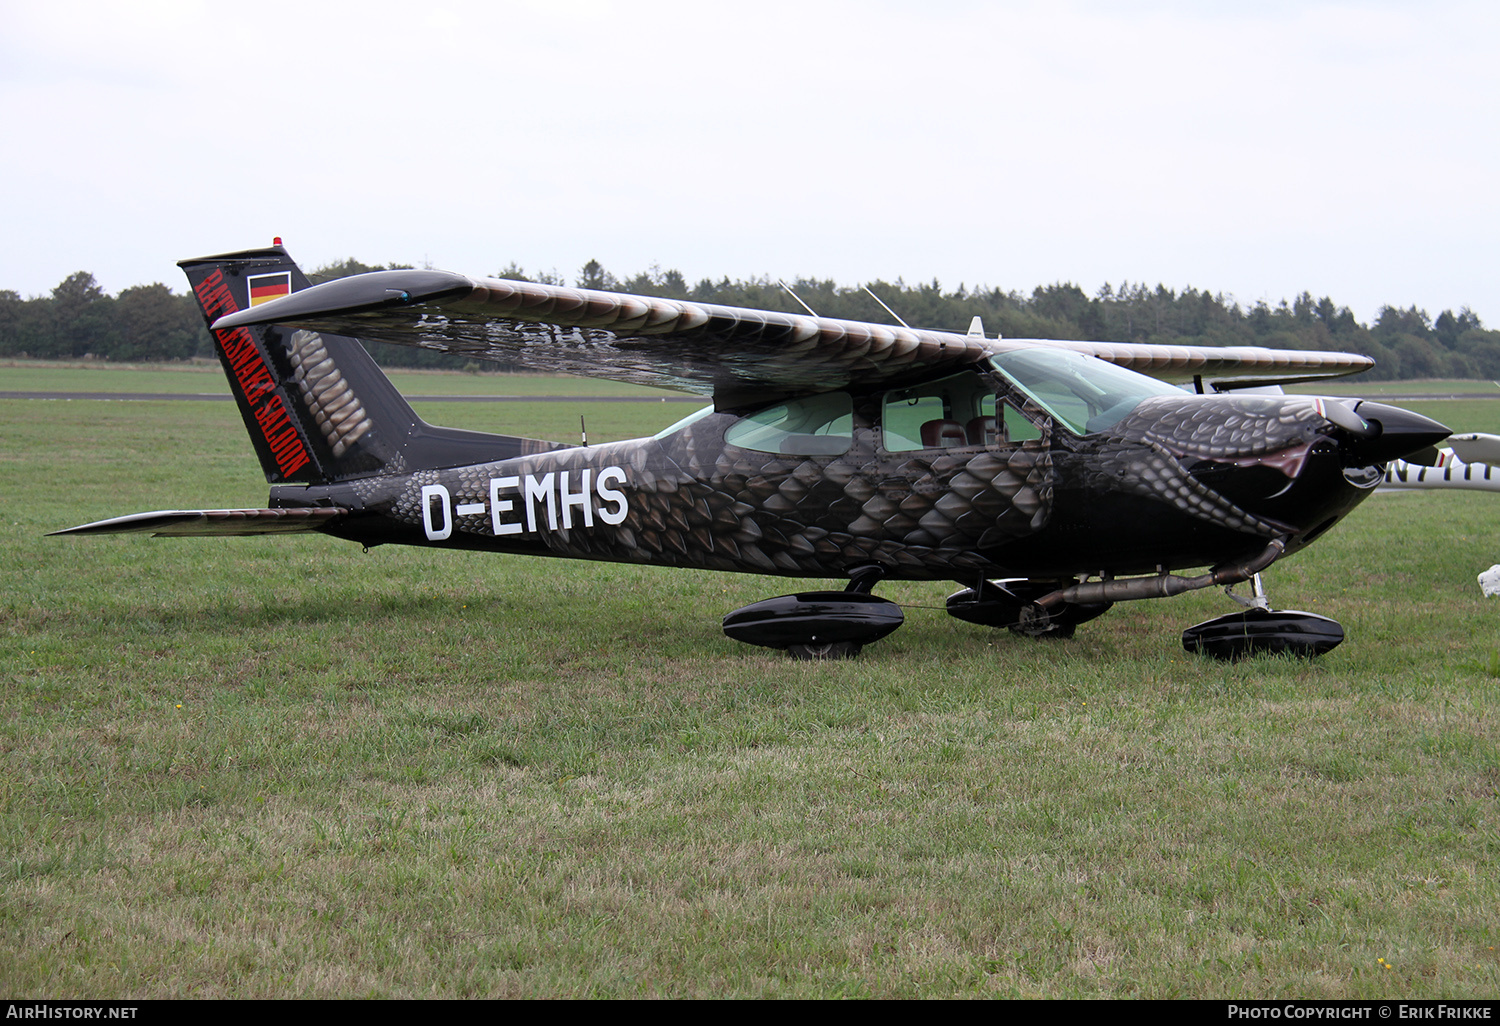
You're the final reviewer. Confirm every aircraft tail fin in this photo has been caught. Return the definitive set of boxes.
[178,241,557,486]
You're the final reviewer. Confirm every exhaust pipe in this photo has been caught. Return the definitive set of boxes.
[1033,537,1286,611]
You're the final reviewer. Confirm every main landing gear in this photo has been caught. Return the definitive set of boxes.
[945,578,1112,639]
[721,565,903,659]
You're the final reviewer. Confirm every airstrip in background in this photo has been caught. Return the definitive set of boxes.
[0,392,703,403]
[0,391,1489,403]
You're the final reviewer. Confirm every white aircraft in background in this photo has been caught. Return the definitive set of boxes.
[1383,433,1500,493]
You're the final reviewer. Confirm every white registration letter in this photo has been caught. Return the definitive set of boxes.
[596,465,628,525]
[524,473,557,533]
[489,476,522,535]
[421,483,452,541]
[559,469,593,529]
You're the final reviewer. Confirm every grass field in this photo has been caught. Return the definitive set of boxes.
[0,359,682,399]
[3,370,1500,998]
[1287,379,1500,397]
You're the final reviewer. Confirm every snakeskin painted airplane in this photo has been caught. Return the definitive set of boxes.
[55,242,1448,659]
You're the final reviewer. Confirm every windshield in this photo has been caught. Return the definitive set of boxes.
[988,349,1184,435]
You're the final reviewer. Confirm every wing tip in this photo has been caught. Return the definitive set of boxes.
[213,269,473,330]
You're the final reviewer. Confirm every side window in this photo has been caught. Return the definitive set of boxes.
[1001,399,1042,442]
[883,392,948,451]
[725,392,852,455]
[883,373,1018,451]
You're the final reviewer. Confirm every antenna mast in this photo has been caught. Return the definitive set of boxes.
[862,286,911,329]
[778,280,819,317]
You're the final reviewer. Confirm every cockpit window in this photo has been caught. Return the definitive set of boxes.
[725,392,852,455]
[988,349,1184,435]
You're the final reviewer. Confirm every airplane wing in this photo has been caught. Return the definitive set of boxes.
[49,508,348,537]
[1026,338,1372,391]
[215,269,1375,406]
[1448,432,1500,465]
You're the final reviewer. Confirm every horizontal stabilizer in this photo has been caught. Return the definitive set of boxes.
[51,508,347,537]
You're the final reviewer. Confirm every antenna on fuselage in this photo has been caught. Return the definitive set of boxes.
[778,280,819,317]
[862,286,911,329]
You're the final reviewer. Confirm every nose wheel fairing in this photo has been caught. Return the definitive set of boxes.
[947,564,1346,661]
[1182,608,1345,660]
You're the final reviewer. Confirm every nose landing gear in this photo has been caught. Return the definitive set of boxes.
[945,547,1345,661]
[1181,574,1345,660]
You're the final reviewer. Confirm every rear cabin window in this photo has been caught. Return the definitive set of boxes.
[724,393,853,455]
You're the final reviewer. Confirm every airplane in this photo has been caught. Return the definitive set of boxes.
[53,241,1450,661]
[1384,433,1500,493]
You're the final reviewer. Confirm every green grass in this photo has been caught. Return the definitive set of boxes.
[3,373,1500,998]
[1288,379,1500,396]
[0,359,682,398]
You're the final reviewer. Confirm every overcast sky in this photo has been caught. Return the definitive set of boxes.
[2,0,1494,326]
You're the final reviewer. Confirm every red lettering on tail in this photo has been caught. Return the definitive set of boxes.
[194,267,314,478]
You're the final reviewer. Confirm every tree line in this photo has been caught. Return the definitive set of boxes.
[2,257,1496,381]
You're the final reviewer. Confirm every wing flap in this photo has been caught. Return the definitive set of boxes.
[51,508,348,537]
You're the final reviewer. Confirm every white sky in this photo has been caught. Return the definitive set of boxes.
[1,0,1494,326]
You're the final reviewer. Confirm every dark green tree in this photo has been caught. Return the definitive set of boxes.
[577,260,615,291]
[114,283,202,361]
[309,258,413,285]
[1373,305,1432,340]
[1434,307,1483,348]
[49,272,118,358]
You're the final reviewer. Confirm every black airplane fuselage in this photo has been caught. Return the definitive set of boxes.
[274,358,1427,588]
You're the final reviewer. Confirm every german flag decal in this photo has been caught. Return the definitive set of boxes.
[248,272,292,307]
